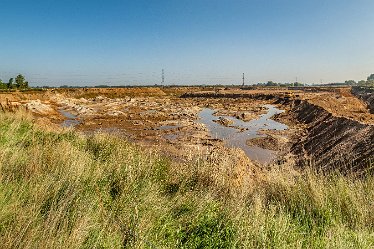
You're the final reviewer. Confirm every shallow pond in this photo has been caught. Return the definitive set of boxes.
[198,105,288,164]
[164,134,179,140]
[59,110,81,128]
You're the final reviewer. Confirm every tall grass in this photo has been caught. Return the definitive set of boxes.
[0,111,373,248]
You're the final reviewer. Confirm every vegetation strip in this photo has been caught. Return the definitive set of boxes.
[0,111,373,248]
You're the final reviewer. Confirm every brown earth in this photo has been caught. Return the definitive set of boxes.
[177,87,374,172]
[1,86,373,172]
[246,133,288,151]
[183,87,374,124]
[305,89,374,124]
[0,88,275,165]
[287,100,374,174]
[351,86,374,114]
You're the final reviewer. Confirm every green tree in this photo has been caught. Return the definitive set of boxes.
[345,80,356,85]
[15,74,29,89]
[294,82,304,86]
[7,78,14,89]
[358,80,366,86]
[0,79,6,89]
[367,74,374,87]
[15,74,24,88]
[266,81,278,86]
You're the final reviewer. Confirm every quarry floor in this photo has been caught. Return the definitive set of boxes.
[1,86,373,169]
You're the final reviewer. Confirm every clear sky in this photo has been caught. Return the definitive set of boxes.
[1,0,373,86]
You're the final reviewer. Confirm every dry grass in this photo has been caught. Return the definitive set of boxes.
[0,111,373,248]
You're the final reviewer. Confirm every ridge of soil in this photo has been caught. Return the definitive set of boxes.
[351,86,374,114]
[288,100,374,174]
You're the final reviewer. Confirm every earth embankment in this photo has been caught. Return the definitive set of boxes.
[180,88,374,173]
[352,86,374,114]
[289,100,374,173]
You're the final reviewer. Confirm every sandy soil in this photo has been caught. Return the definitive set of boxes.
[1,86,373,170]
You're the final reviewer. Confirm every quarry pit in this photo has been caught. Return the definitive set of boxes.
[1,86,373,174]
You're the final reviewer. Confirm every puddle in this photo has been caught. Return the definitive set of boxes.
[59,110,81,128]
[159,124,181,141]
[198,105,288,164]
[164,134,179,140]
[59,110,76,119]
[158,125,181,130]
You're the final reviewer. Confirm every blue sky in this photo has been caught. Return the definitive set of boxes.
[0,0,373,86]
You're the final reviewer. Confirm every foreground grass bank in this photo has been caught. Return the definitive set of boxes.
[0,111,373,248]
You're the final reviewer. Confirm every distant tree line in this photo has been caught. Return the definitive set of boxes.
[345,74,374,87]
[0,74,29,89]
[255,81,305,87]
[254,74,374,88]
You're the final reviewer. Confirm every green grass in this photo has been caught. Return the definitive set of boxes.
[0,111,373,248]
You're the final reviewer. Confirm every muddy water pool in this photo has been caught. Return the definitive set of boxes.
[198,104,288,164]
[59,110,81,128]
[158,125,181,130]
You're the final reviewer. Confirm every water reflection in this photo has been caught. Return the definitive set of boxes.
[198,105,288,164]
[59,110,81,128]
